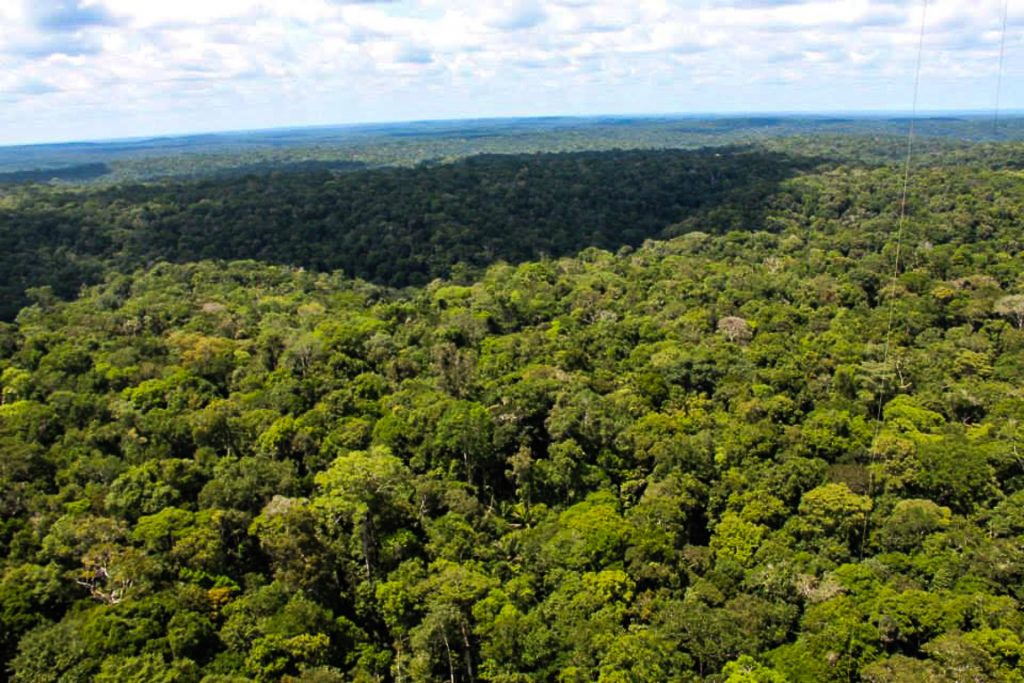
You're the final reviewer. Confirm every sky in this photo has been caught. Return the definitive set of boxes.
[0,0,1021,145]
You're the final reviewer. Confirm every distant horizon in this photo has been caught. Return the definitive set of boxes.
[3,108,1024,151]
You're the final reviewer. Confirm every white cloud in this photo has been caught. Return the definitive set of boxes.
[0,0,1020,144]
[482,1,547,30]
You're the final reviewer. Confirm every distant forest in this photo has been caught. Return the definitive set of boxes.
[0,147,808,319]
[3,135,1023,321]
[0,114,1021,183]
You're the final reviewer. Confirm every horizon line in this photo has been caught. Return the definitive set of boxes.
[2,108,1022,151]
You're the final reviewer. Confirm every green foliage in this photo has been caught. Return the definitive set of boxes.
[2,140,1024,681]
[0,148,808,318]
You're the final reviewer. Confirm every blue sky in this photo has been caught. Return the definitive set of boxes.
[0,0,1021,145]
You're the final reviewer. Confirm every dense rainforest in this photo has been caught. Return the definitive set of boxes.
[0,147,804,320]
[2,115,1020,184]
[2,139,1024,682]
[3,140,1022,322]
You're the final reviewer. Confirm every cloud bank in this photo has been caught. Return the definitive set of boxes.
[0,0,1020,144]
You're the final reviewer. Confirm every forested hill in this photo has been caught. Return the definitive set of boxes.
[1,142,1024,681]
[0,147,807,320]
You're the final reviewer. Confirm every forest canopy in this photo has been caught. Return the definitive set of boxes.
[1,137,1024,681]
[0,147,807,320]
